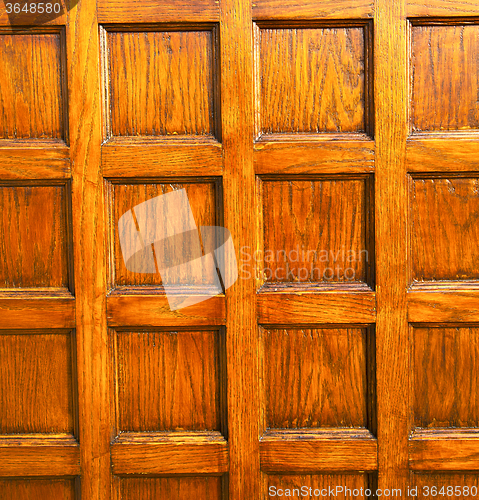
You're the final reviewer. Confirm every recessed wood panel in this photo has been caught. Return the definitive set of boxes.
[0,478,76,500]
[411,178,479,282]
[0,184,71,290]
[262,327,369,428]
[413,326,479,428]
[257,24,368,136]
[114,329,223,432]
[267,473,370,498]
[261,178,371,284]
[411,24,479,133]
[106,28,217,139]
[0,31,65,140]
[110,181,219,288]
[119,476,222,500]
[412,472,479,498]
[0,331,75,434]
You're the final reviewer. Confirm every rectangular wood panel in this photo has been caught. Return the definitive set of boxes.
[411,472,479,498]
[253,0,373,19]
[0,478,76,500]
[0,331,75,434]
[104,27,218,140]
[0,29,65,141]
[113,329,224,432]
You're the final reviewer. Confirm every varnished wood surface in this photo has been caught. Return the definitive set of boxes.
[408,1,479,17]
[253,0,373,19]
[411,472,479,498]
[0,477,76,498]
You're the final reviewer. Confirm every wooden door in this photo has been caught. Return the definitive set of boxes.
[2,0,479,498]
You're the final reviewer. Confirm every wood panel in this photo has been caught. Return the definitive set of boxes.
[0,30,65,141]
[114,329,223,432]
[105,28,218,140]
[110,180,219,288]
[0,478,76,500]
[410,177,479,282]
[0,184,71,290]
[261,178,371,284]
[0,331,75,434]
[411,472,479,498]
[118,476,223,500]
[256,24,369,137]
[411,23,479,133]
[262,327,369,428]
[408,1,479,18]
[412,326,479,428]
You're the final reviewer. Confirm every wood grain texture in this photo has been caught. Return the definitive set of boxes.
[411,178,479,282]
[411,472,479,497]
[407,139,479,172]
[253,0,373,19]
[110,181,218,288]
[413,326,479,428]
[111,431,228,475]
[262,327,368,428]
[410,430,479,471]
[411,24,479,133]
[98,0,220,23]
[257,25,367,136]
[118,475,223,500]
[106,28,217,139]
[0,435,80,477]
[0,31,65,140]
[254,141,375,174]
[260,429,377,472]
[102,142,223,177]
[0,478,76,499]
[114,329,223,432]
[0,331,74,433]
[408,1,479,17]
[261,178,371,284]
[375,0,409,493]
[0,184,70,290]
[257,290,376,324]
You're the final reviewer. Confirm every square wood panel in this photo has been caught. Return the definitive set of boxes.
[260,177,372,285]
[0,183,72,291]
[104,26,219,140]
[0,479,76,500]
[261,327,373,429]
[410,177,479,283]
[113,329,225,433]
[0,330,76,434]
[256,22,372,138]
[411,23,479,134]
[0,29,66,141]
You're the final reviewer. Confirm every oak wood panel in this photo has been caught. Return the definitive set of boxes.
[0,297,75,329]
[408,289,479,322]
[253,0,373,19]
[0,146,70,179]
[0,477,76,498]
[102,142,223,177]
[410,177,479,282]
[107,294,226,327]
[408,1,479,17]
[410,430,479,471]
[0,184,71,290]
[111,431,228,475]
[257,24,368,137]
[98,0,220,23]
[0,30,65,141]
[412,326,479,428]
[411,24,479,133]
[411,471,479,498]
[254,141,375,175]
[257,290,376,324]
[110,180,219,288]
[261,178,371,284]
[407,139,479,172]
[262,327,368,428]
[260,429,378,472]
[118,476,223,500]
[105,28,217,139]
[114,329,223,432]
[0,435,80,477]
[0,331,75,434]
